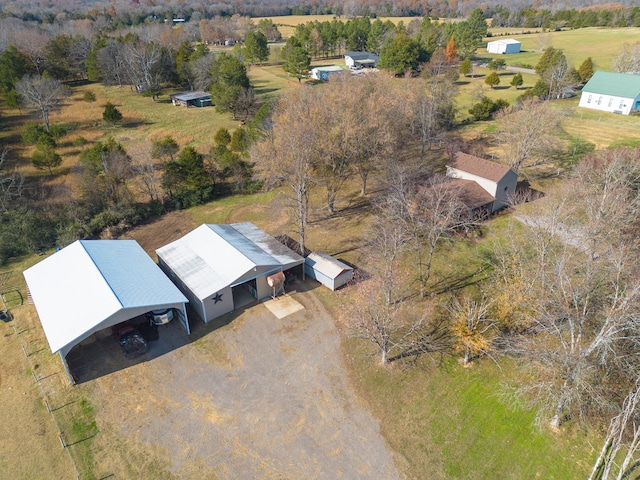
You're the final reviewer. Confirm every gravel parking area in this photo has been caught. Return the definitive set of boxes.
[87,287,401,479]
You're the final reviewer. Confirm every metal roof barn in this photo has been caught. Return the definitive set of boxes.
[23,240,189,383]
[304,252,353,291]
[156,223,304,323]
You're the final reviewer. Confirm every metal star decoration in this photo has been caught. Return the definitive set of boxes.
[212,292,223,304]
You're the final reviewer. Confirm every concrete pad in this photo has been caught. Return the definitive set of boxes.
[262,294,304,319]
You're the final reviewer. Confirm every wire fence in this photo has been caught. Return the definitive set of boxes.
[9,303,81,480]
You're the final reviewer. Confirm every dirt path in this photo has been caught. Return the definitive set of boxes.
[90,287,401,479]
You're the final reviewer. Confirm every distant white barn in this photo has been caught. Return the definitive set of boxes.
[446,152,518,213]
[578,71,640,115]
[157,223,304,323]
[310,65,344,81]
[486,39,521,54]
[304,252,353,291]
[24,240,189,383]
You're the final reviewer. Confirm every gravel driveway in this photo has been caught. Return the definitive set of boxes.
[89,287,401,479]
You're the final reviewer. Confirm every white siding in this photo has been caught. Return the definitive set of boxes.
[578,91,639,115]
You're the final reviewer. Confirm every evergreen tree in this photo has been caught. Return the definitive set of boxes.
[244,31,269,65]
[32,140,62,174]
[282,37,310,82]
[510,72,524,89]
[209,53,251,114]
[485,71,500,88]
[459,57,472,76]
[378,34,420,76]
[578,57,594,83]
[103,101,123,124]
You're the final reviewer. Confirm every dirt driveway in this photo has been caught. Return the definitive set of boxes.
[88,285,401,479]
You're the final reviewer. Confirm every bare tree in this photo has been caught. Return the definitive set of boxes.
[494,149,640,427]
[409,174,475,297]
[408,74,456,155]
[16,74,70,132]
[12,29,50,75]
[612,42,640,74]
[536,32,552,52]
[495,98,562,174]
[589,379,640,480]
[350,208,412,364]
[128,141,163,203]
[250,87,323,256]
[0,148,25,212]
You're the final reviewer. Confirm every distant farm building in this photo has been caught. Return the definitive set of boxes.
[446,152,518,213]
[486,39,521,54]
[578,71,640,115]
[344,51,379,69]
[170,91,212,107]
[156,223,304,323]
[23,240,189,383]
[304,253,353,291]
[311,65,345,81]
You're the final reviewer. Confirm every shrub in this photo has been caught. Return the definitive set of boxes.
[73,136,88,146]
[83,91,96,102]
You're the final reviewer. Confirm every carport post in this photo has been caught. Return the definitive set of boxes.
[59,352,76,385]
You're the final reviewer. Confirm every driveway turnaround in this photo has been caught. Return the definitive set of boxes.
[89,288,401,479]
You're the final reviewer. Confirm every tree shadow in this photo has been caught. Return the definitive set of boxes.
[428,267,488,296]
[120,120,153,129]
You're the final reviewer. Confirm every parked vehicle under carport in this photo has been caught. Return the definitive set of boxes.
[112,324,148,359]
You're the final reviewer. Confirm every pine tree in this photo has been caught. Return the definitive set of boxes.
[103,101,123,124]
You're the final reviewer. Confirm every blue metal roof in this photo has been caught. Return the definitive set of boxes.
[81,240,187,308]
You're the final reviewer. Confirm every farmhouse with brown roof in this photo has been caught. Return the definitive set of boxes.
[446,152,518,213]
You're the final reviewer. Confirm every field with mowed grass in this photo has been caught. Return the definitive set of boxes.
[480,26,640,71]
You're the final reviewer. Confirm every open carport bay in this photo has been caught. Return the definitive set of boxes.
[85,288,401,479]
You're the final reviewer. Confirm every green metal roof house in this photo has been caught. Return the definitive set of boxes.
[578,71,640,115]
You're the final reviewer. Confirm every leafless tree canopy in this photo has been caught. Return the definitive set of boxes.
[495,98,563,175]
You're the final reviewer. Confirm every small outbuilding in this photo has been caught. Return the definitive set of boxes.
[578,71,640,115]
[304,253,353,291]
[156,223,304,323]
[170,91,212,107]
[486,39,521,54]
[446,152,518,213]
[311,65,345,81]
[23,240,190,383]
[345,51,379,69]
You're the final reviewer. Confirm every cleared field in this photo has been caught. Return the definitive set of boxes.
[480,27,640,71]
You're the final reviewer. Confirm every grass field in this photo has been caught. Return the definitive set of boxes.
[479,27,640,71]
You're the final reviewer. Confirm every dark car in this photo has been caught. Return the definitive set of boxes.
[113,324,148,359]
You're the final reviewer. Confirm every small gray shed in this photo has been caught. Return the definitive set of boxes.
[304,252,353,291]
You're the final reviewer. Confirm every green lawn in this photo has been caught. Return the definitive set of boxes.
[481,27,640,71]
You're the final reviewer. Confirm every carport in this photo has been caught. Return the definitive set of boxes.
[23,240,189,384]
[156,223,304,323]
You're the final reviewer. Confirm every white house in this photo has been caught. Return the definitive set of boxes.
[304,252,353,291]
[578,71,640,115]
[156,223,304,323]
[311,65,345,81]
[23,240,189,383]
[344,51,379,69]
[486,39,521,54]
[446,152,518,213]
